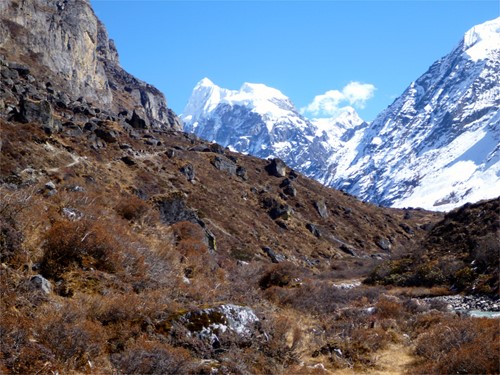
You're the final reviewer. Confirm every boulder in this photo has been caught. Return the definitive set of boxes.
[339,244,356,256]
[16,98,55,132]
[283,184,297,197]
[165,148,177,158]
[30,274,52,294]
[262,246,285,263]
[95,128,117,143]
[211,156,237,176]
[180,163,195,182]
[236,166,248,180]
[167,304,260,349]
[376,238,392,252]
[155,193,200,226]
[399,223,414,234]
[121,156,136,166]
[269,204,292,220]
[314,199,329,218]
[127,110,149,129]
[306,223,321,238]
[265,158,287,177]
[209,143,225,154]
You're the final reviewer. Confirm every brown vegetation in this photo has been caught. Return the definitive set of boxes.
[0,72,498,374]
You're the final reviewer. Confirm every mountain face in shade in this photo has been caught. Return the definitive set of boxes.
[0,0,181,130]
[182,18,500,211]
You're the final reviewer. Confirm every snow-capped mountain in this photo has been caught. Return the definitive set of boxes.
[182,17,500,211]
[332,17,500,210]
[181,78,364,180]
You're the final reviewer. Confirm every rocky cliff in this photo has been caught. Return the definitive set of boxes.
[0,0,181,130]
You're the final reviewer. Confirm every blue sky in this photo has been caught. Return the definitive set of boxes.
[90,0,499,121]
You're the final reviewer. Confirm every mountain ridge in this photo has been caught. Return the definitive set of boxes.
[182,17,500,211]
[0,0,181,130]
[1,2,499,374]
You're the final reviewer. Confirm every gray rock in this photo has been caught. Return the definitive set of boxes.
[314,199,329,218]
[45,181,56,190]
[376,238,392,252]
[211,156,237,175]
[269,204,292,220]
[283,184,297,197]
[265,158,287,177]
[339,244,356,256]
[175,304,259,348]
[30,275,52,294]
[16,98,54,131]
[262,246,285,263]
[121,156,136,166]
[236,166,248,180]
[144,138,161,146]
[62,207,83,220]
[180,163,195,181]
[399,223,414,234]
[306,223,321,238]
[189,144,211,152]
[209,143,225,154]
[155,193,200,226]
[165,148,177,158]
[95,128,117,143]
[9,62,30,76]
[1,67,19,80]
[127,110,149,129]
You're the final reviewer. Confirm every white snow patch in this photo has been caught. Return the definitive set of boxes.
[463,17,500,61]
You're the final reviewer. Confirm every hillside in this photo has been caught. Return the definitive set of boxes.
[1,1,499,374]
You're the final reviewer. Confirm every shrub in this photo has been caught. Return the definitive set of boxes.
[412,317,500,374]
[111,337,194,375]
[0,212,23,265]
[375,296,405,320]
[40,219,123,279]
[259,262,299,290]
[115,194,150,222]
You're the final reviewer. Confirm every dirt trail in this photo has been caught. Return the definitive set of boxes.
[332,343,414,375]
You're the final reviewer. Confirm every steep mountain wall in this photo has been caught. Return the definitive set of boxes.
[182,18,500,211]
[0,0,181,129]
[334,18,500,210]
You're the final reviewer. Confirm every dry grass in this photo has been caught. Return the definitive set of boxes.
[1,101,497,374]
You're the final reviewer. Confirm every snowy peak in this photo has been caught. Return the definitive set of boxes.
[182,17,499,212]
[463,17,500,61]
[332,17,500,211]
[239,82,288,100]
[182,79,293,121]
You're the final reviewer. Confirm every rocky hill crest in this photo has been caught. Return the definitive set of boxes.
[0,0,181,130]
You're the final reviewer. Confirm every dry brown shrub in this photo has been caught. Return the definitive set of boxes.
[259,262,300,290]
[2,300,108,373]
[260,315,303,367]
[412,316,500,374]
[375,295,405,320]
[0,312,57,374]
[40,219,123,278]
[115,194,151,222]
[111,336,194,375]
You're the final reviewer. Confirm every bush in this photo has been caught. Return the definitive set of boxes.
[412,317,500,374]
[40,219,123,279]
[111,337,194,375]
[115,194,150,222]
[259,262,299,290]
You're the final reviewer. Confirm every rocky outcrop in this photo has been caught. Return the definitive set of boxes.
[163,304,260,349]
[0,0,181,130]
